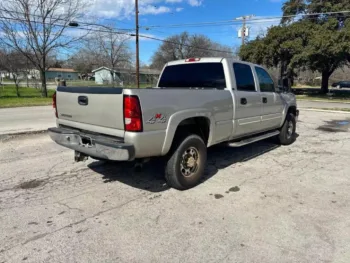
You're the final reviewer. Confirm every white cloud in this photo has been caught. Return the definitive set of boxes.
[84,0,202,19]
[87,0,134,19]
[87,0,175,19]
[188,0,202,6]
[139,5,171,15]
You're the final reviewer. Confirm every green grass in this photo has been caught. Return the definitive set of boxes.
[0,85,55,108]
[66,80,96,87]
[0,83,153,108]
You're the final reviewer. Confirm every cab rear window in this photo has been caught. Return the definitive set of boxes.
[158,63,226,89]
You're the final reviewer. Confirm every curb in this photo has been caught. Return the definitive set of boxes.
[299,108,350,114]
[297,99,350,104]
[0,130,48,141]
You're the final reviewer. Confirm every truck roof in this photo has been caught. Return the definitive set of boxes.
[165,57,259,67]
[166,57,224,66]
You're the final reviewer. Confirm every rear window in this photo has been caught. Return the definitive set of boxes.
[158,63,227,89]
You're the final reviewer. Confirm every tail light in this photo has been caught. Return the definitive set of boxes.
[123,95,142,132]
[185,58,201,62]
[53,91,58,118]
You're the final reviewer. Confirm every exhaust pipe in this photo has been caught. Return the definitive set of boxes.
[74,151,88,162]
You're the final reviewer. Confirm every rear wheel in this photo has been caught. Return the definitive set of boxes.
[278,113,296,145]
[165,134,207,190]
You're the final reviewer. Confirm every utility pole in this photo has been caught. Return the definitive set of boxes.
[241,16,247,46]
[135,0,140,88]
[236,15,254,46]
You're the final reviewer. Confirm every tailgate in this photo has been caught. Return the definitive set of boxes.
[56,87,124,130]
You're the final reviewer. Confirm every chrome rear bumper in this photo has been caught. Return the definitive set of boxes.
[48,127,135,161]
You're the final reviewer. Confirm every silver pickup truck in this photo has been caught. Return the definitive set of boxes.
[49,58,299,190]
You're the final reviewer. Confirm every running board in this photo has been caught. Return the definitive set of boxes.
[228,130,280,147]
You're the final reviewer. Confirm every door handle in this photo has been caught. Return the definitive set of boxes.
[262,97,268,104]
[78,96,88,106]
[240,98,247,105]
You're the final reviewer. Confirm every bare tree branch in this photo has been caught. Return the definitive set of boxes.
[0,0,89,97]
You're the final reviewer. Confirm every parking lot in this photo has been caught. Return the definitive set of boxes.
[1,110,350,263]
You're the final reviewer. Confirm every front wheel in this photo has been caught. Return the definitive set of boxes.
[165,134,207,190]
[278,113,296,145]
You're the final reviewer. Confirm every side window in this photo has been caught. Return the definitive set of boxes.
[233,63,256,92]
[255,67,275,92]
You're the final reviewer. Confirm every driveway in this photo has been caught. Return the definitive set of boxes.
[1,110,350,263]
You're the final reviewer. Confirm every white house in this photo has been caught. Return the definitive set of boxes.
[92,67,123,85]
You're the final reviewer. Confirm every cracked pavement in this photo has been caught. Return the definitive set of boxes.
[1,110,350,263]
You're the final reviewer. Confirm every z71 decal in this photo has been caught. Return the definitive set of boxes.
[146,113,167,124]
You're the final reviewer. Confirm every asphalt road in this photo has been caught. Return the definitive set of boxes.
[1,111,350,263]
[0,106,55,135]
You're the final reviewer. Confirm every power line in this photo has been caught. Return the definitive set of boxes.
[0,14,234,55]
[140,10,350,29]
[5,8,348,55]
[71,25,235,54]
[0,7,134,31]
[3,0,136,26]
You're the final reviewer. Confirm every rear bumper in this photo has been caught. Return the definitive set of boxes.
[48,127,135,161]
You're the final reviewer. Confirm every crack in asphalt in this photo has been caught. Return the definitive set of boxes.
[1,192,154,254]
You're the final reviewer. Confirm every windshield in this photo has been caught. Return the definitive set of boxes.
[158,63,227,89]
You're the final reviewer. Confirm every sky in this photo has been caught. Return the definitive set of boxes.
[80,0,286,64]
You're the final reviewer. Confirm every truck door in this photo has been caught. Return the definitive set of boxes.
[232,63,263,137]
[254,66,284,130]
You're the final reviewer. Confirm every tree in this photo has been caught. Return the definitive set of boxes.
[0,0,86,97]
[94,29,133,70]
[0,48,28,96]
[281,0,350,93]
[150,32,233,69]
[67,28,133,83]
[66,49,95,75]
[240,21,314,88]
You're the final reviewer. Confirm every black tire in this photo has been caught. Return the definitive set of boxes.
[165,134,207,190]
[278,113,296,145]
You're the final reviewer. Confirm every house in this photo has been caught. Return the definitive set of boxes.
[92,67,123,85]
[92,66,160,86]
[45,68,79,81]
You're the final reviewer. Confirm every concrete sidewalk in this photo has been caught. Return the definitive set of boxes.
[0,106,55,135]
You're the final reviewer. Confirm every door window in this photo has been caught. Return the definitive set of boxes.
[255,67,275,92]
[233,63,256,92]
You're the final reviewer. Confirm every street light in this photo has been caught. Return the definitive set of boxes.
[68,21,79,27]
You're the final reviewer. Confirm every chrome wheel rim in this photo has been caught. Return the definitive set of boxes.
[287,121,294,139]
[180,147,199,177]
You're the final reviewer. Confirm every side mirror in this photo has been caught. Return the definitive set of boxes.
[278,85,290,93]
